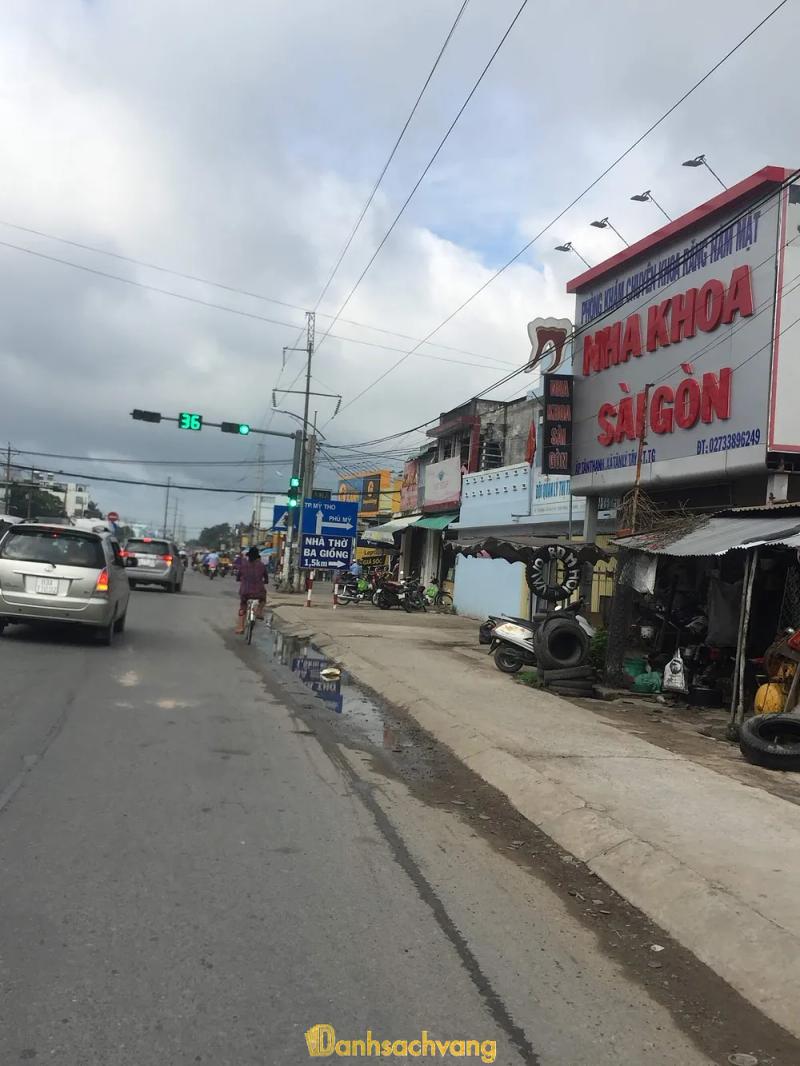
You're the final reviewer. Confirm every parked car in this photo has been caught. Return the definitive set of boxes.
[0,522,130,644]
[123,537,183,593]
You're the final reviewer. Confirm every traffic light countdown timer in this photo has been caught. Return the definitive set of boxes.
[131,410,250,434]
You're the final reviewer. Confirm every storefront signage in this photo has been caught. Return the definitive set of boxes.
[401,460,419,511]
[569,186,783,494]
[360,474,381,513]
[524,317,572,374]
[526,544,581,601]
[424,456,462,507]
[542,373,574,475]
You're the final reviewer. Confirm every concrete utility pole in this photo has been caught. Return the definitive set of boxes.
[294,312,315,591]
[281,430,303,586]
[163,477,171,538]
[4,443,11,513]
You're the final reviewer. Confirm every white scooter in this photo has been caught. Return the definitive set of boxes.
[488,602,594,674]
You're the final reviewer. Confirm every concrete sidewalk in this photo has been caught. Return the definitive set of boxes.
[272,598,800,1040]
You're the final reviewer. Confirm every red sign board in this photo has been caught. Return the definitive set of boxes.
[107,511,120,523]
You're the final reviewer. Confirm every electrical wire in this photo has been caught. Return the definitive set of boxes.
[312,0,470,314]
[327,0,791,424]
[328,169,799,452]
[315,0,530,353]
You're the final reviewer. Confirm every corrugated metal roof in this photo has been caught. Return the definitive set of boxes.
[614,516,800,556]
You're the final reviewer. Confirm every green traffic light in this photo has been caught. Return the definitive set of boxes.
[290,476,300,488]
[287,498,298,508]
[238,424,250,435]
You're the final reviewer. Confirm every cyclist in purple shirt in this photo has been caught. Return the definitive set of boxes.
[235,546,268,633]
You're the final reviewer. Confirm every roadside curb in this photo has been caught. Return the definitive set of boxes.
[272,606,800,1040]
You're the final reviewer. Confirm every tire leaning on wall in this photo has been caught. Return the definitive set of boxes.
[526,544,582,602]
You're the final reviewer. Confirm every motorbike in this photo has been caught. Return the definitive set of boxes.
[484,602,593,674]
[374,579,412,612]
[336,574,372,606]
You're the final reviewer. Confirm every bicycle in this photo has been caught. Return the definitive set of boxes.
[244,598,259,644]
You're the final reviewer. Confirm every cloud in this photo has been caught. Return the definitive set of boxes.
[0,0,797,531]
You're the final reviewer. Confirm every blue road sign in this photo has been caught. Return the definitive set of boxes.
[272,504,289,531]
[302,497,358,537]
[299,533,353,570]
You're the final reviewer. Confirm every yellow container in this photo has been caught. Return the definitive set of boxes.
[754,682,786,715]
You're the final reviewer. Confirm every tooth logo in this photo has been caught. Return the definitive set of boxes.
[525,317,572,374]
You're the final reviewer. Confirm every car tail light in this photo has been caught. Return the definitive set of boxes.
[95,568,110,592]
[161,554,173,564]
[119,549,128,558]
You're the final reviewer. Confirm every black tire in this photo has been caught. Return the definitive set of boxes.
[494,648,524,674]
[129,581,138,590]
[113,611,127,634]
[548,685,596,698]
[167,580,177,594]
[376,591,392,610]
[401,597,413,613]
[739,714,800,771]
[534,619,589,671]
[176,582,183,594]
[246,618,255,645]
[97,619,115,646]
[540,665,595,682]
[436,591,453,608]
[0,621,6,636]
[337,592,355,606]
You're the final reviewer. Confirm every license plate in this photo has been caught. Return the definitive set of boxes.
[137,556,156,567]
[35,578,59,595]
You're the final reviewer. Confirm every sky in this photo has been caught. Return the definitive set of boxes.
[0,0,797,535]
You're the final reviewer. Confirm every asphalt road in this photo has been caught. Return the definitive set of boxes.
[0,573,757,1065]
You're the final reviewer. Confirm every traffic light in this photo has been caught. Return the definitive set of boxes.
[131,409,162,423]
[287,475,301,508]
[221,421,251,435]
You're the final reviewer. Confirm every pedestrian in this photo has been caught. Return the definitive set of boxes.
[235,546,268,633]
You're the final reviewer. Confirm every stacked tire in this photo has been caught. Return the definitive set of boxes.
[739,714,800,771]
[534,617,595,697]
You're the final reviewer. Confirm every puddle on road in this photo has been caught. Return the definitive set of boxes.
[257,620,408,751]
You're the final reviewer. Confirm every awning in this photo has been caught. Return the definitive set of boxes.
[361,514,421,544]
[450,534,608,567]
[614,515,800,557]
[414,513,458,531]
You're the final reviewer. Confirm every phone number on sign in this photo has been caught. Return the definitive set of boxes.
[696,427,761,455]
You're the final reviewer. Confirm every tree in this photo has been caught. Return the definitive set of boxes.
[8,483,66,520]
[197,523,233,549]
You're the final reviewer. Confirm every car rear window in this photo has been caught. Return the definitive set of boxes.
[125,540,170,556]
[0,529,105,568]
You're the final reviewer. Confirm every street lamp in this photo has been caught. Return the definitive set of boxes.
[630,189,672,222]
[271,407,328,440]
[554,242,592,268]
[590,217,629,247]
[682,154,727,190]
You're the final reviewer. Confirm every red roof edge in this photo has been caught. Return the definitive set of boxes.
[565,165,794,295]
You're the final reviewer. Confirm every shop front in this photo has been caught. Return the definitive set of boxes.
[611,510,800,733]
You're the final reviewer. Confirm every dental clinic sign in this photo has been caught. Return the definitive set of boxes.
[567,166,800,495]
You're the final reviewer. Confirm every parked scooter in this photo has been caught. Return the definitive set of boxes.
[374,579,412,612]
[337,574,372,606]
[486,602,593,674]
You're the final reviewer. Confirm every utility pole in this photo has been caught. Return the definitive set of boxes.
[163,477,171,538]
[252,441,265,545]
[294,312,315,591]
[4,443,11,514]
[282,429,303,586]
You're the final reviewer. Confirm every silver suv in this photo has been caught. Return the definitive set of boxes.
[123,537,184,593]
[0,523,130,645]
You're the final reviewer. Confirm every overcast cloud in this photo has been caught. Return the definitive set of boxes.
[0,0,796,534]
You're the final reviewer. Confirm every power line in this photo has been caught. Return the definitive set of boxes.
[0,238,516,375]
[18,465,279,494]
[12,449,294,467]
[328,0,790,423]
[312,0,470,313]
[315,0,530,352]
[0,217,515,367]
[330,166,798,451]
